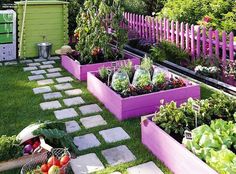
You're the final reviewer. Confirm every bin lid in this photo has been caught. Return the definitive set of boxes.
[37,42,52,46]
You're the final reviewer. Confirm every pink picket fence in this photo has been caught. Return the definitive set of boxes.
[123,12,236,63]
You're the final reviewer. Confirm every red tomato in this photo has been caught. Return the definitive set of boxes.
[60,155,70,166]
[32,141,40,149]
[48,156,60,168]
[41,164,49,172]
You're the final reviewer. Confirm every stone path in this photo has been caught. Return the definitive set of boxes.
[20,56,164,174]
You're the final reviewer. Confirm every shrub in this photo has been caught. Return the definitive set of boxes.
[150,41,189,64]
[0,135,22,162]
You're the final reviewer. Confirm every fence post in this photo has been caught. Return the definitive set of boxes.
[156,19,159,43]
[222,31,227,64]
[215,30,220,58]
[138,15,142,37]
[171,20,174,43]
[191,25,195,59]
[160,19,163,41]
[145,17,148,40]
[185,23,189,52]
[202,27,207,56]
[208,28,213,58]
[229,32,234,61]
[181,22,184,49]
[176,21,179,46]
[163,18,166,40]
[196,27,201,58]
[166,19,170,40]
[141,15,145,39]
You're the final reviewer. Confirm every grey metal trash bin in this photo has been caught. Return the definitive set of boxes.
[37,42,52,59]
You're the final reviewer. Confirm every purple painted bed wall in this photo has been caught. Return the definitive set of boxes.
[61,51,141,81]
[87,71,200,120]
[141,116,218,174]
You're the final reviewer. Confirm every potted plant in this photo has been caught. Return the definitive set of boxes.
[141,94,236,174]
[87,57,200,120]
[61,0,140,81]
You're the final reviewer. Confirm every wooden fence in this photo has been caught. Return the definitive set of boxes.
[123,12,236,63]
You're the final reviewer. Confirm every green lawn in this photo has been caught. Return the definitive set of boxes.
[0,63,216,174]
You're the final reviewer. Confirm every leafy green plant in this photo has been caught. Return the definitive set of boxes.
[132,68,152,88]
[99,66,109,80]
[140,55,153,72]
[152,101,191,135]
[119,60,134,78]
[33,128,78,154]
[0,135,22,162]
[152,72,166,85]
[75,0,128,64]
[111,70,130,92]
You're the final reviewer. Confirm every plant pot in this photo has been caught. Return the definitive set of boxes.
[61,50,141,81]
[141,115,218,174]
[87,71,200,121]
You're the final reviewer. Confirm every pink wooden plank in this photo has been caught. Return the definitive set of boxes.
[166,19,170,40]
[202,27,207,56]
[185,23,189,52]
[152,17,155,42]
[156,19,159,43]
[171,20,174,43]
[191,25,195,59]
[142,15,145,39]
[208,28,213,58]
[138,15,142,37]
[176,21,179,46]
[196,27,201,58]
[222,31,227,64]
[135,14,138,32]
[163,18,166,40]
[149,17,152,41]
[160,19,163,41]
[145,17,148,40]
[181,22,184,49]
[215,30,220,58]
[229,32,234,61]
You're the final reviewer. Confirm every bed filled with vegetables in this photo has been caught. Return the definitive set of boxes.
[152,93,236,174]
[97,56,187,98]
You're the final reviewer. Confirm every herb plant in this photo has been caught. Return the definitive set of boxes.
[119,60,134,78]
[152,72,166,85]
[99,66,109,80]
[140,55,153,72]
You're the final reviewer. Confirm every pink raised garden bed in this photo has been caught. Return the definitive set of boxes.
[141,115,218,174]
[87,71,200,121]
[61,50,141,81]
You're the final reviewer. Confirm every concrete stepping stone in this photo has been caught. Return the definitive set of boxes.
[33,86,52,94]
[39,64,54,69]
[28,75,45,81]
[54,108,78,120]
[40,100,62,110]
[56,76,73,83]
[65,120,81,133]
[43,92,63,100]
[102,145,136,166]
[23,66,38,71]
[31,70,46,75]
[73,133,101,151]
[28,63,41,66]
[54,83,73,90]
[63,97,85,107]
[37,79,54,86]
[48,56,60,60]
[42,60,56,65]
[70,153,104,174]
[127,161,164,174]
[20,59,33,63]
[46,72,62,78]
[34,58,46,62]
[79,104,102,115]
[65,89,82,96]
[80,115,107,129]
[4,61,17,65]
[47,68,62,73]
[99,127,130,143]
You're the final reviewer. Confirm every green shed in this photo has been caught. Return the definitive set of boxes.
[15,1,69,59]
